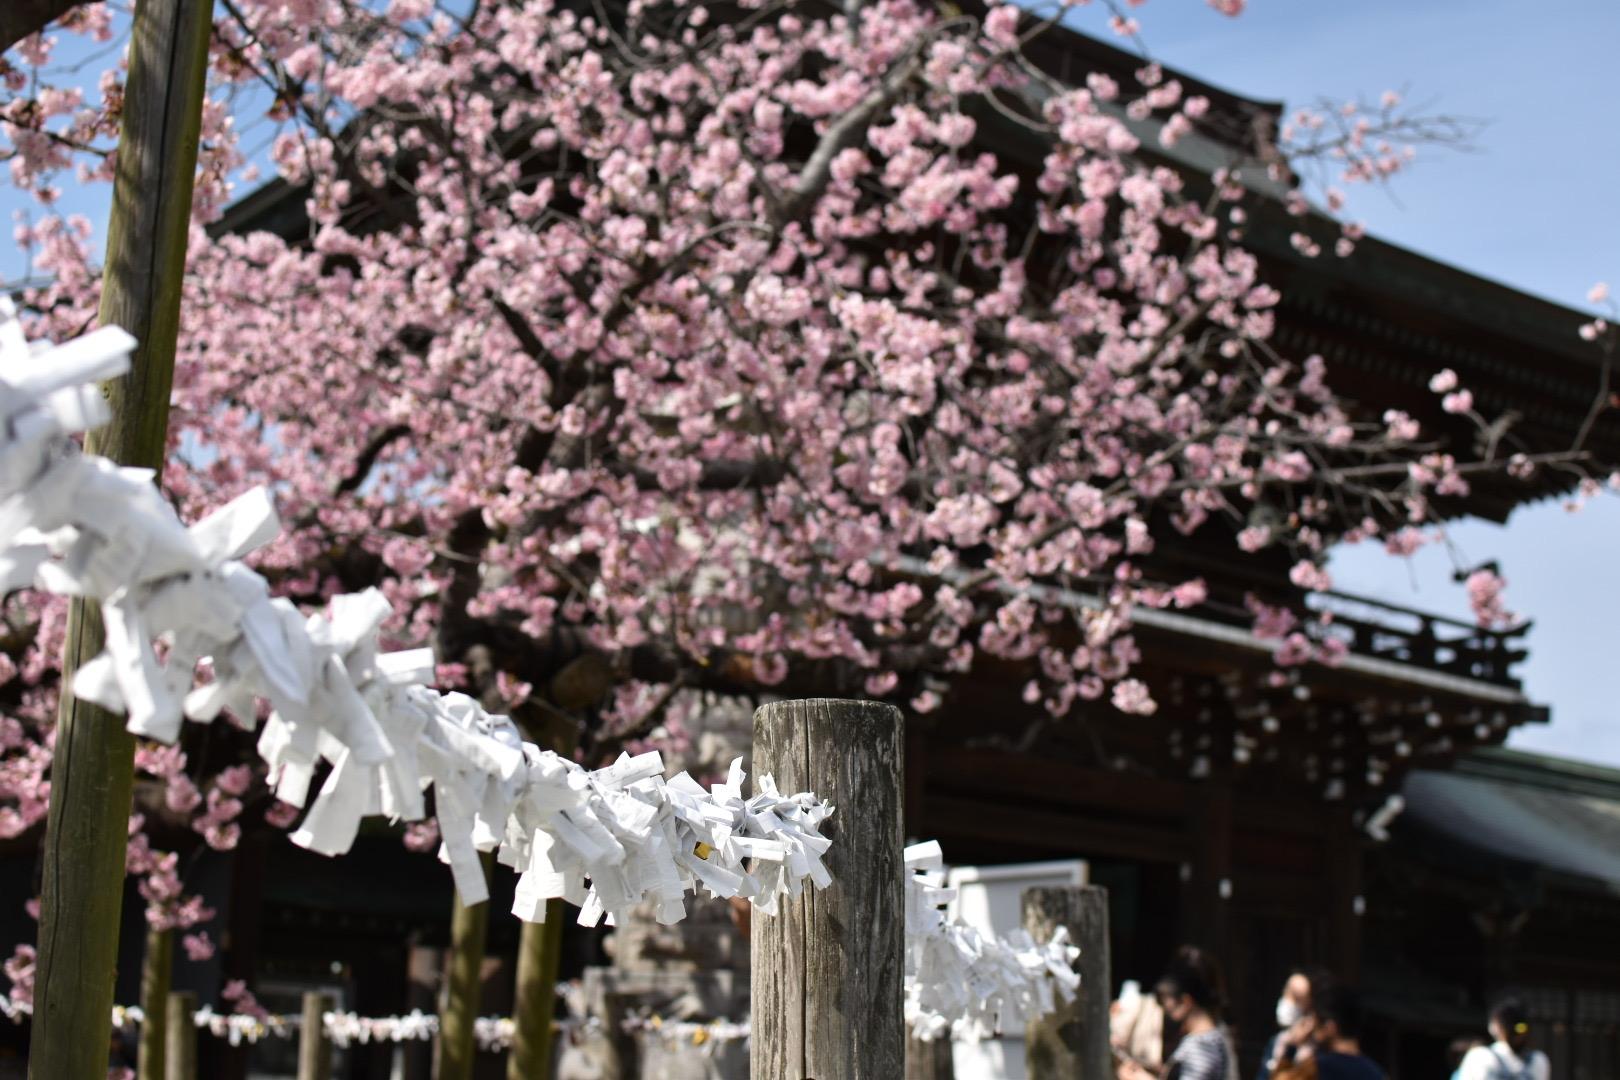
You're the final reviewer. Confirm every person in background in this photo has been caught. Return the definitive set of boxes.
[1456,998,1550,1080]
[1256,967,1334,1080]
[1116,945,1237,1080]
[1266,985,1383,1080]
[1111,979,1165,1073]
[1448,1036,1486,1080]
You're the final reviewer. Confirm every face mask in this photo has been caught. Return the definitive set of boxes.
[1276,997,1303,1028]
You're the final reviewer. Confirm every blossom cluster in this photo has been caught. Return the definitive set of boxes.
[0,308,835,943]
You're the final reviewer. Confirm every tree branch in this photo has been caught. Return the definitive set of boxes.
[772,41,930,226]
[0,0,82,56]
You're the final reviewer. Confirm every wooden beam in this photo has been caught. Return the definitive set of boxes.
[925,795,1188,865]
[927,747,1190,817]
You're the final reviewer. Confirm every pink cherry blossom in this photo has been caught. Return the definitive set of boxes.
[0,0,1598,847]
[1428,368,1459,393]
[182,932,216,962]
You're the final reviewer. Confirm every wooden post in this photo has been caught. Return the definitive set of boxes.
[137,927,173,1080]
[506,722,576,1080]
[28,0,213,1076]
[596,992,630,1080]
[751,698,905,1080]
[905,1031,956,1079]
[164,991,196,1080]
[1023,886,1110,1080]
[436,854,492,1080]
[506,900,565,1080]
[297,992,334,1080]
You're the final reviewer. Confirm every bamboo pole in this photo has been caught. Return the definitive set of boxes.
[436,853,493,1080]
[136,927,173,1080]
[28,0,213,1076]
[163,991,197,1080]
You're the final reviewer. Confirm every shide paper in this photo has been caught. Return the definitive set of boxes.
[0,308,833,928]
[903,841,1081,1041]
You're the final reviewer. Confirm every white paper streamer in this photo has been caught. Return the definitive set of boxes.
[0,307,834,929]
[1363,793,1405,841]
[902,841,1081,1041]
[100,1004,549,1052]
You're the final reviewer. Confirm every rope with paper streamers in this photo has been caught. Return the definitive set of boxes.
[904,841,1082,1041]
[0,304,832,928]
[2,310,1083,1041]
[9,837,1081,1047]
[103,1004,545,1050]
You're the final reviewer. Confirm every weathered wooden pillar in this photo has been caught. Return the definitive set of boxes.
[164,991,196,1080]
[137,927,173,1080]
[905,1030,956,1079]
[436,854,492,1080]
[297,991,334,1080]
[27,0,213,1075]
[1023,885,1110,1080]
[751,698,905,1080]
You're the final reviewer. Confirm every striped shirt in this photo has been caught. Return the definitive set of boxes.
[1169,1029,1238,1080]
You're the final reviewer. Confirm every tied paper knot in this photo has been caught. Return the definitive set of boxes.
[902,841,1081,1041]
[0,305,837,931]
[502,753,834,929]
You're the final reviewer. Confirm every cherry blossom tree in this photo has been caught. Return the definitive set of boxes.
[0,0,1611,943]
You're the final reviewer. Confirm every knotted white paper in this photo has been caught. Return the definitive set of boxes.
[903,841,1082,1041]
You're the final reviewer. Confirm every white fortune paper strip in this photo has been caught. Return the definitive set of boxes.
[903,841,1081,1041]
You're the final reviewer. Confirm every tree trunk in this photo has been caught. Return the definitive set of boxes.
[137,927,173,1080]
[750,698,905,1080]
[0,0,84,56]
[436,853,492,1080]
[164,991,196,1080]
[1022,885,1111,1080]
[29,0,212,1075]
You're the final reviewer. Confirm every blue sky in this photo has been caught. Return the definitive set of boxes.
[6,0,1619,763]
